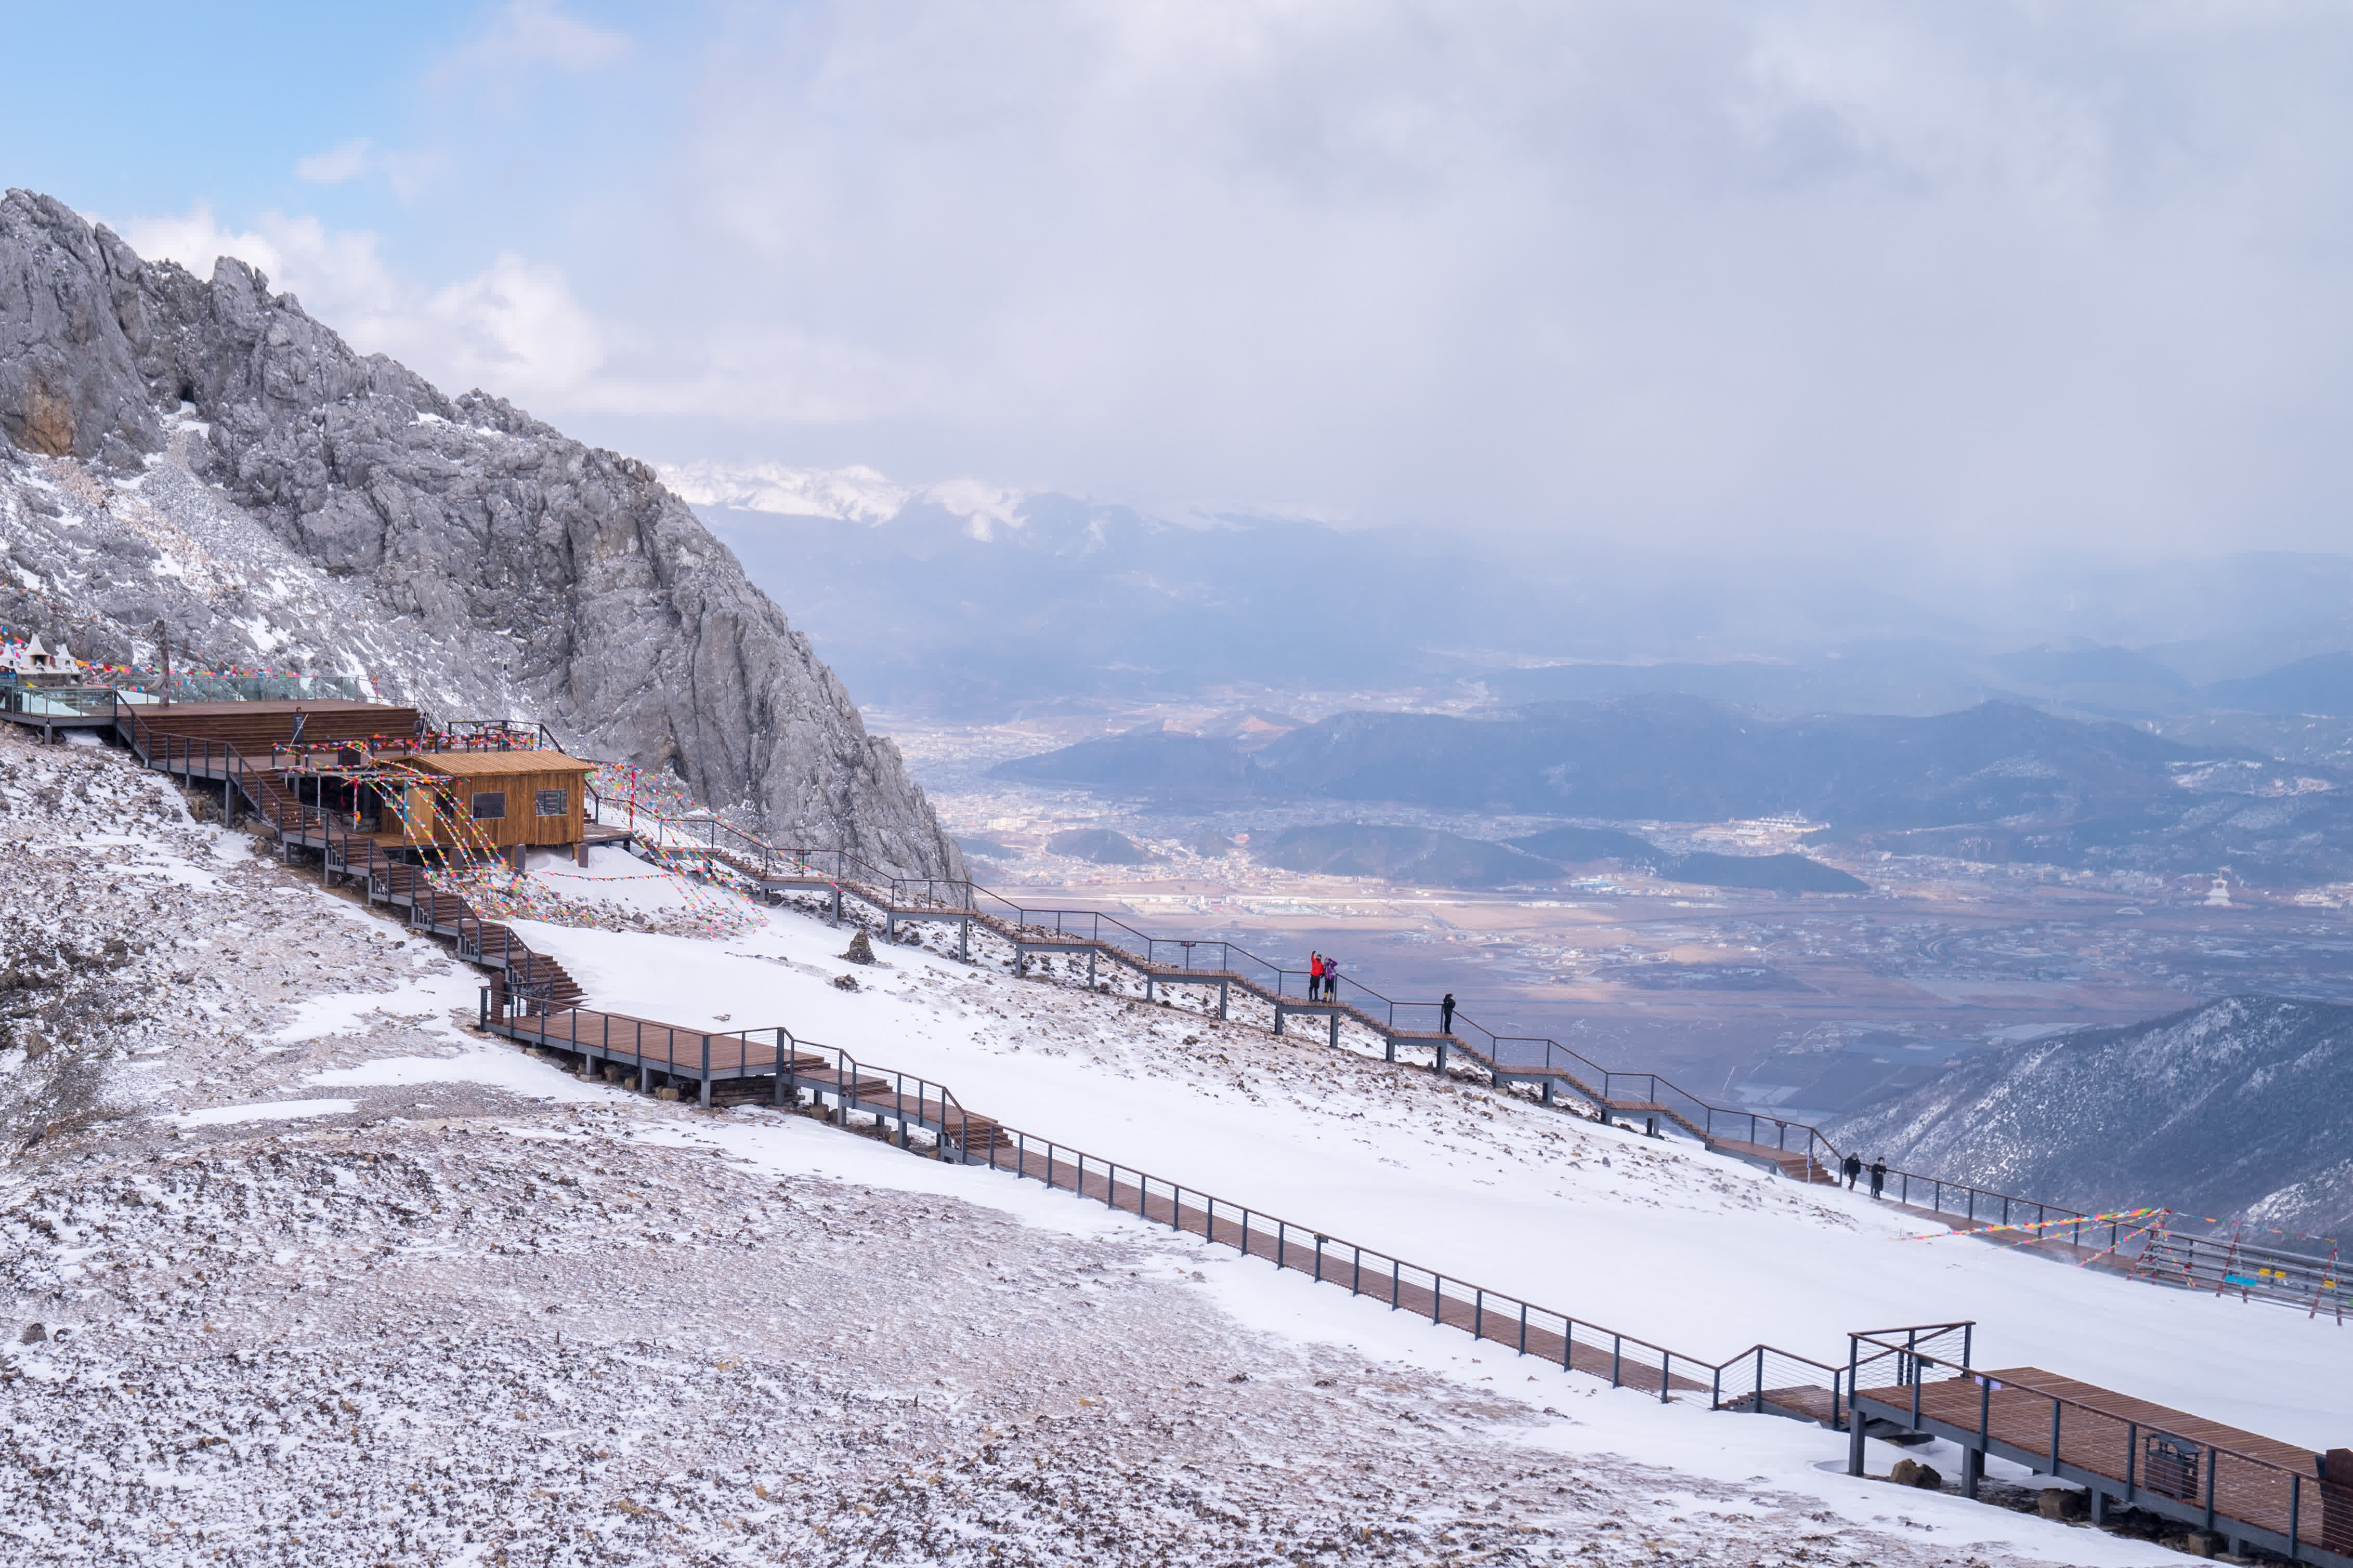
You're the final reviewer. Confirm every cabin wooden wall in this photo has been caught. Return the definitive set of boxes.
[417,768,588,849]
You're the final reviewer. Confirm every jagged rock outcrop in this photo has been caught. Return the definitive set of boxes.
[0,189,959,877]
[1831,994,2353,1237]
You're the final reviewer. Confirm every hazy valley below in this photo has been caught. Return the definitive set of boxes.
[846,633,2353,1240]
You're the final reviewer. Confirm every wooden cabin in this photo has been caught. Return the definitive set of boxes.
[401,749,598,855]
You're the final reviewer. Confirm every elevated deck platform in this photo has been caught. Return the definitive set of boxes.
[0,700,125,733]
[1852,1367,2347,1563]
[480,1002,1006,1159]
[141,699,423,752]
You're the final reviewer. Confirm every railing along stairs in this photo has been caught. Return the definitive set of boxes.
[113,705,584,1012]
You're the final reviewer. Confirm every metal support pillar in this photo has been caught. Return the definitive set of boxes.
[885,912,897,939]
[1961,1445,1983,1499]
[829,886,842,922]
[1088,950,1096,988]
[1274,1005,1286,1037]
[1328,1011,1339,1049]
[1848,1408,1868,1476]
[1145,973,1155,1003]
[1384,1033,1396,1063]
[1217,979,1228,1019]
[1542,1080,1555,1107]
[1434,1040,1447,1075]
[959,918,969,963]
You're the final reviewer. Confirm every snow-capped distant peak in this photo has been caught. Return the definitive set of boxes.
[657,460,1037,538]
[657,462,913,526]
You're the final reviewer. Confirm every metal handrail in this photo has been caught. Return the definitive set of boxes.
[1845,1326,2329,1558]
[482,997,987,1162]
[970,1118,1848,1413]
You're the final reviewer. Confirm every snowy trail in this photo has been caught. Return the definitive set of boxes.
[501,894,2353,1454]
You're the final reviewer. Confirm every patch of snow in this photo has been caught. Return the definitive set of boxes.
[167,1097,359,1127]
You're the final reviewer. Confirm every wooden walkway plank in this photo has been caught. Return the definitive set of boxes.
[1857,1370,2335,1554]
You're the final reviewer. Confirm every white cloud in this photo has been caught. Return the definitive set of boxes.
[438,0,629,81]
[106,3,2353,555]
[415,252,605,401]
[295,139,374,185]
[119,207,603,407]
[924,478,1029,542]
[121,207,404,332]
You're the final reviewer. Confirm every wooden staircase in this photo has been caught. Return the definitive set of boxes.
[119,709,585,1018]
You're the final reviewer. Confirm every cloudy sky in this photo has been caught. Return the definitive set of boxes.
[9,1,2351,554]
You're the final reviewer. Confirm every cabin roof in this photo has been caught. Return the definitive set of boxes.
[404,750,599,778]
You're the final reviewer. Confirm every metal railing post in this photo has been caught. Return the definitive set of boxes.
[1846,1337,1864,1474]
[2203,1442,2216,1534]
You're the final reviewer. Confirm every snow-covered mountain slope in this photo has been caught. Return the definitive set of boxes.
[1833,994,2353,1240]
[0,735,2316,1565]
[0,188,957,876]
[506,879,2353,1453]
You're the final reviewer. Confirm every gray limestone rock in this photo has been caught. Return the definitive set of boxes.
[0,188,959,877]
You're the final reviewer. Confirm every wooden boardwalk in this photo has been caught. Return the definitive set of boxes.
[1853,1367,2348,1563]
[486,1003,1011,1158]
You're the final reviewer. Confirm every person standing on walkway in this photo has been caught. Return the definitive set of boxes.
[1842,1152,1862,1189]
[1868,1158,1887,1200]
[1323,957,1339,1000]
[1308,952,1323,999]
[1439,993,1456,1034]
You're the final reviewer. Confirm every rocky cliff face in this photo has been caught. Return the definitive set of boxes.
[0,189,959,877]
[1831,995,2353,1238]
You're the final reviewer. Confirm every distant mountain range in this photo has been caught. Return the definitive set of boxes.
[1248,822,1866,892]
[2204,652,2353,716]
[994,695,2353,883]
[674,463,2353,720]
[1830,995,2353,1241]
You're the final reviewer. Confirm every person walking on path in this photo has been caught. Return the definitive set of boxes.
[1439,993,1456,1035]
[1868,1158,1887,1200]
[1308,952,1323,999]
[1841,1152,1862,1190]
